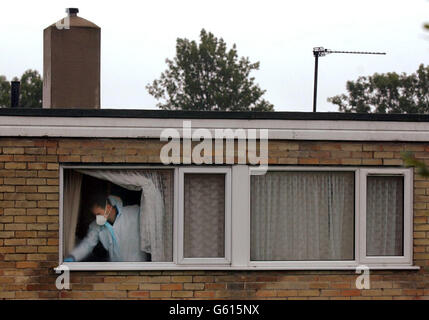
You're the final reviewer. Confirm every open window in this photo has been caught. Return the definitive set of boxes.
[61,167,175,267]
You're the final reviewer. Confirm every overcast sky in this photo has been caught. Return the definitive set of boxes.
[0,0,428,112]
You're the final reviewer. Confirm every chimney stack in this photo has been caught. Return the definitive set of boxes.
[11,81,20,108]
[43,8,100,109]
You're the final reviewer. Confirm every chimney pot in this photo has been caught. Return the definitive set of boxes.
[66,8,79,16]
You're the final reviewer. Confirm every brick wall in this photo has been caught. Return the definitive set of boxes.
[0,137,428,299]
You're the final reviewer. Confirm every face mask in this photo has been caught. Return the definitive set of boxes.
[96,214,107,226]
[96,202,112,226]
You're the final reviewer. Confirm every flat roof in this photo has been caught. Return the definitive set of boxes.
[1,108,429,122]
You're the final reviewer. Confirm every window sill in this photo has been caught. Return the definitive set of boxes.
[55,262,421,272]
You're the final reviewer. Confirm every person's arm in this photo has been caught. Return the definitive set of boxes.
[67,221,101,262]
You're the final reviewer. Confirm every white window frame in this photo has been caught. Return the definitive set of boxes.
[58,165,417,271]
[248,166,415,270]
[177,167,232,265]
[248,166,359,270]
[59,165,179,271]
[359,168,413,266]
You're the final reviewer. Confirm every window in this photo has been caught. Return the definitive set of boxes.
[250,171,355,261]
[249,167,413,269]
[358,168,413,266]
[178,167,231,264]
[60,165,414,270]
[61,167,174,266]
[366,175,404,256]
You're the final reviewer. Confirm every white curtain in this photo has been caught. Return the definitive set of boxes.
[184,173,225,258]
[77,169,172,262]
[366,176,404,256]
[63,170,83,257]
[250,171,355,261]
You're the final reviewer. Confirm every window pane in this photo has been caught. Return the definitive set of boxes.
[63,169,174,262]
[184,173,225,258]
[250,171,355,261]
[366,176,404,256]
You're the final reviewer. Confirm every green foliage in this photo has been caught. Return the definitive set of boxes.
[0,69,42,108]
[147,29,274,111]
[328,64,429,113]
[402,151,429,177]
[0,76,10,108]
[19,70,43,108]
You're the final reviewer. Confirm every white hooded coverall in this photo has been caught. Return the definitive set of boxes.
[69,196,149,262]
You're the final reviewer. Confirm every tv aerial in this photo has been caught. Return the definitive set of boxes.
[312,47,386,112]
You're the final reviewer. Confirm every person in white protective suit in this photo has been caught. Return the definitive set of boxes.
[64,194,150,262]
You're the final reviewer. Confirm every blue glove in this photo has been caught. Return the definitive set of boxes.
[64,256,75,262]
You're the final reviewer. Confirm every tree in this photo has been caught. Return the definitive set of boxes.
[0,69,43,108]
[19,70,43,108]
[402,152,429,177]
[0,76,10,108]
[328,64,429,113]
[400,22,429,173]
[147,29,274,111]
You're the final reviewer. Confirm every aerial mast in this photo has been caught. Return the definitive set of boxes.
[312,47,386,112]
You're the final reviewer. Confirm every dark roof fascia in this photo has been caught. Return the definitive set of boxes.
[1,108,429,122]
